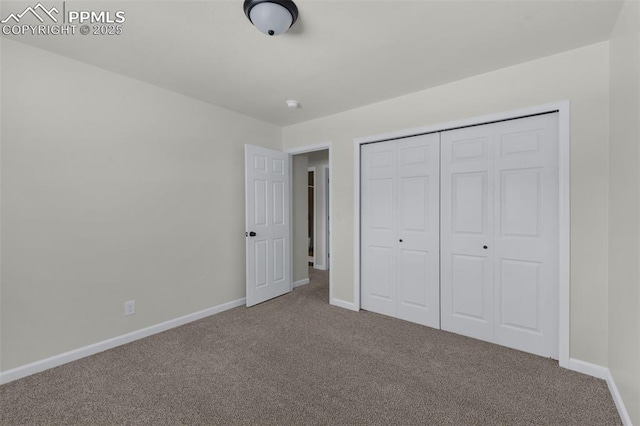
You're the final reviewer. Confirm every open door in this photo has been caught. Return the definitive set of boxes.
[245,144,291,307]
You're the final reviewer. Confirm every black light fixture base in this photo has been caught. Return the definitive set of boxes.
[243,0,299,28]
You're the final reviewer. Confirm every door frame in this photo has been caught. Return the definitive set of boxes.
[307,166,317,266]
[286,142,333,302]
[353,101,570,368]
[308,165,331,271]
[323,165,330,270]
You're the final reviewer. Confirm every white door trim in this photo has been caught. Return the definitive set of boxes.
[323,165,330,270]
[353,101,570,368]
[285,142,334,304]
[308,166,317,265]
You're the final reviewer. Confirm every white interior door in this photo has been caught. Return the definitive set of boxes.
[396,135,441,326]
[361,134,440,328]
[441,114,559,358]
[245,144,291,307]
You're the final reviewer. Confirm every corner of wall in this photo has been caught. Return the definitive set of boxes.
[607,0,640,423]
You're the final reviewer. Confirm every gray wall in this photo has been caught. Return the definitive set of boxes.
[608,1,640,422]
[0,40,282,370]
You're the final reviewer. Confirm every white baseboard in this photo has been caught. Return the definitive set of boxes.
[568,358,631,425]
[330,297,359,312]
[313,264,327,271]
[0,297,246,385]
[293,278,310,288]
[568,358,607,379]
[605,369,633,426]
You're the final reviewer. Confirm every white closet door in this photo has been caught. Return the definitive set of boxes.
[361,134,440,328]
[440,125,495,342]
[441,113,559,358]
[396,135,440,327]
[493,115,559,358]
[361,141,397,318]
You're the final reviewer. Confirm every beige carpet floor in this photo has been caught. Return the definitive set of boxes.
[0,268,621,425]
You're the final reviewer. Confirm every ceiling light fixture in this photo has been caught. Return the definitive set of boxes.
[243,0,298,36]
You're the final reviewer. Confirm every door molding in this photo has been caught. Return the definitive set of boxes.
[323,165,330,271]
[353,101,570,368]
[308,166,317,266]
[285,142,334,304]
[308,165,330,271]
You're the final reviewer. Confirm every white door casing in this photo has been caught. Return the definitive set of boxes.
[440,114,559,358]
[245,144,291,307]
[361,133,441,328]
[324,165,330,270]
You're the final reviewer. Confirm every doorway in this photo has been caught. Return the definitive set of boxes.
[289,146,331,302]
[244,143,333,307]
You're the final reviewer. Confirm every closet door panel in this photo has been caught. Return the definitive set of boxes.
[441,126,495,343]
[493,114,559,358]
[361,142,397,317]
[396,134,440,328]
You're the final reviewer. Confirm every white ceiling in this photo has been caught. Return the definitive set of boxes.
[1,0,623,126]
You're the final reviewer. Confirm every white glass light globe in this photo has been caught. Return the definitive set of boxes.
[249,2,293,36]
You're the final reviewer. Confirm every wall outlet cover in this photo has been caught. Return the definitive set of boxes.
[124,300,135,316]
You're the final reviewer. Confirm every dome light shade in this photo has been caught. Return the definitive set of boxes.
[244,0,298,36]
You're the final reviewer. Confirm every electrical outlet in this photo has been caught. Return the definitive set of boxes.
[124,300,135,316]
